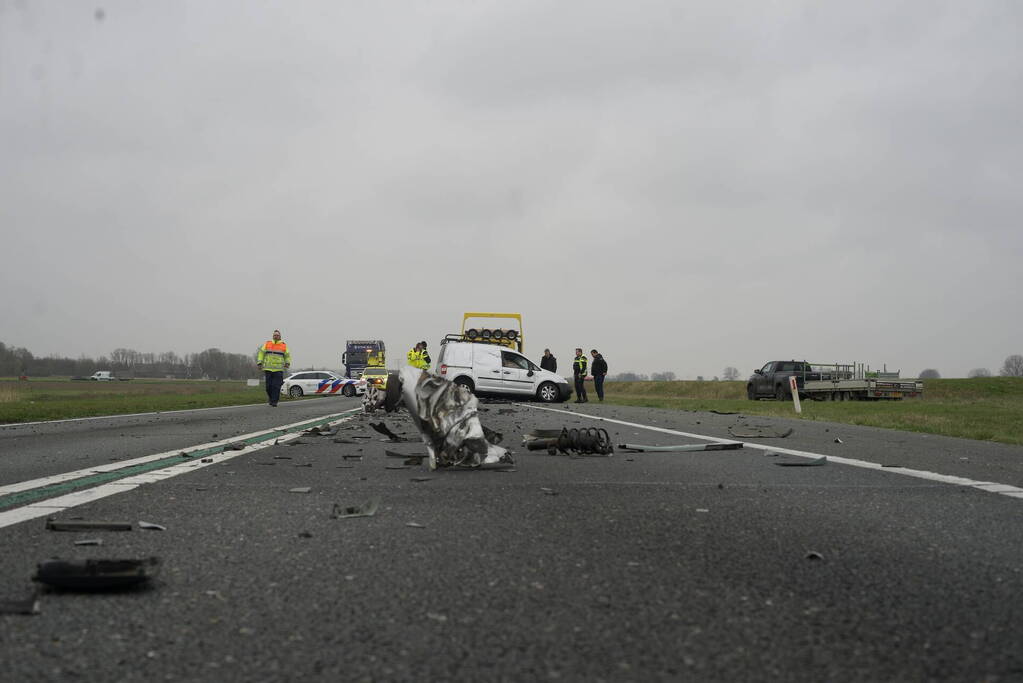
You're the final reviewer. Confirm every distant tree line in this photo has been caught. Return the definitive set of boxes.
[0,341,256,380]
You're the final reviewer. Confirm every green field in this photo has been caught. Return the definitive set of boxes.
[0,378,274,423]
[601,377,1023,446]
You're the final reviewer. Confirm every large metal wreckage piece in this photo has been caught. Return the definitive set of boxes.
[396,366,511,469]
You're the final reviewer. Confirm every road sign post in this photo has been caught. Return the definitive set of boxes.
[788,375,802,414]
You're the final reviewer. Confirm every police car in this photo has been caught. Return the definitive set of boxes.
[282,371,365,398]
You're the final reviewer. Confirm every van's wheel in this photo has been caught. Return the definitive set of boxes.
[289,386,304,398]
[775,384,787,401]
[453,377,475,394]
[342,383,356,397]
[746,385,756,400]
[537,382,559,403]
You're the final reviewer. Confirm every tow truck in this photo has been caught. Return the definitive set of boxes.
[460,312,523,353]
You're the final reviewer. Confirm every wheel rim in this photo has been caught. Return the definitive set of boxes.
[541,384,555,401]
[290,387,301,397]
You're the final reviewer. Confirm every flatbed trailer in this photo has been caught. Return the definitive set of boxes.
[803,363,923,401]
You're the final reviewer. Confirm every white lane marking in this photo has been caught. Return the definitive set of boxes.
[0,398,357,429]
[0,411,355,496]
[526,405,1023,501]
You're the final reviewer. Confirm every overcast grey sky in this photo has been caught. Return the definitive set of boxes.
[2,0,1020,378]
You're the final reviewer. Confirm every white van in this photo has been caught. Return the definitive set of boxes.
[90,371,116,381]
[434,340,571,403]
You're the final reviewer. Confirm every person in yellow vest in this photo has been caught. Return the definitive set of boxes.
[419,341,431,371]
[407,342,421,369]
[257,329,291,407]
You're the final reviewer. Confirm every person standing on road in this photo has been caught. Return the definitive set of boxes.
[573,348,588,403]
[256,329,291,407]
[590,349,608,401]
[407,342,423,369]
[540,349,557,373]
[419,341,431,371]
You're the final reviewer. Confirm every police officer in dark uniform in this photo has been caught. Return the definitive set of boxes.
[573,348,588,403]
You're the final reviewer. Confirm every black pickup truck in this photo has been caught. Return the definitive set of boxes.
[746,360,820,400]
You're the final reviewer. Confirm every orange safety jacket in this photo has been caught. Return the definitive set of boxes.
[257,340,291,372]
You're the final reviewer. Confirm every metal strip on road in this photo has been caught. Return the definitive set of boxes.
[526,405,1023,501]
[0,409,362,529]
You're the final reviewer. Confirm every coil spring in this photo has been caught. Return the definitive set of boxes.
[548,427,613,455]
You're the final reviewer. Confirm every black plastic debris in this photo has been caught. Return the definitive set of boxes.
[618,442,742,453]
[333,438,359,444]
[201,458,213,463]
[342,454,363,461]
[288,440,308,447]
[728,425,794,438]
[225,442,247,451]
[411,477,432,483]
[709,410,738,415]
[0,591,40,615]
[46,519,132,532]
[385,465,408,470]
[138,521,166,531]
[806,551,824,561]
[369,422,410,442]
[834,438,843,444]
[34,557,160,591]
[331,500,379,519]
[294,463,313,468]
[774,456,827,467]
[540,487,558,496]
[298,531,313,539]
[304,426,338,437]
[404,457,424,466]
[73,539,103,546]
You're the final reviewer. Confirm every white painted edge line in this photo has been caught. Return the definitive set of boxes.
[0,410,358,496]
[526,405,1023,501]
[0,413,358,530]
[0,397,360,429]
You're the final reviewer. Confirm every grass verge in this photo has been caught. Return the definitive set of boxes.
[0,379,277,423]
[601,378,1023,446]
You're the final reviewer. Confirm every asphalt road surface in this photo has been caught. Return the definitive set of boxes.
[1,397,1022,682]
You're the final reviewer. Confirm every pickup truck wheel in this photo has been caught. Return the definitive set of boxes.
[537,382,559,403]
[775,384,788,401]
[453,377,475,394]
[342,383,356,397]
[746,385,756,400]
[289,386,304,398]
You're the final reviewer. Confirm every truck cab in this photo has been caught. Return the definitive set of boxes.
[747,361,816,400]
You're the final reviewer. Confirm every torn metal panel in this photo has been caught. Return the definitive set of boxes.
[398,366,511,469]
[34,557,160,591]
[618,442,743,453]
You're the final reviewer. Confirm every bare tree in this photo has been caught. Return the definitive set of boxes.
[919,368,941,379]
[967,368,991,378]
[722,366,739,381]
[1001,354,1023,377]
[651,371,677,381]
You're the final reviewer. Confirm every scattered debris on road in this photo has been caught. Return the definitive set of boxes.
[728,424,794,438]
[46,519,133,532]
[34,557,161,591]
[73,539,103,546]
[331,500,379,519]
[0,590,40,615]
[806,551,824,561]
[406,522,426,528]
[618,442,743,453]
[138,521,166,531]
[524,427,613,456]
[370,422,412,442]
[225,442,247,451]
[834,438,844,444]
[289,487,312,493]
[774,456,828,467]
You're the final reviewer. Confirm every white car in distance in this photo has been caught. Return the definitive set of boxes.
[282,371,365,398]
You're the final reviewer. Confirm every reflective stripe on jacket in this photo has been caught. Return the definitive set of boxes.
[258,341,291,371]
[407,348,423,369]
[573,356,587,377]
